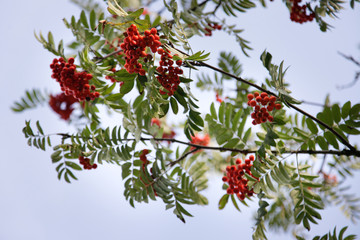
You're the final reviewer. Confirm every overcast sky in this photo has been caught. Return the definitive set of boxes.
[1,0,360,239]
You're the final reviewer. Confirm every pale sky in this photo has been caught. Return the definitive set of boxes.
[1,0,360,239]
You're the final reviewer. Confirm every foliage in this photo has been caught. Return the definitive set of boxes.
[12,0,360,239]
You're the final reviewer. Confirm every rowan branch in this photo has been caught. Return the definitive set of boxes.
[190,60,357,152]
[56,133,360,157]
[93,49,123,64]
[168,147,200,167]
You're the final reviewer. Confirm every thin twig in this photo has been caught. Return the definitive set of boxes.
[168,147,200,167]
[211,0,223,14]
[338,51,360,67]
[94,49,123,64]
[300,100,326,108]
[318,154,327,174]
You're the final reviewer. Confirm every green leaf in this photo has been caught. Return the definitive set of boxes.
[315,136,328,150]
[65,161,82,171]
[120,77,135,95]
[80,10,89,28]
[332,104,341,123]
[210,103,217,120]
[306,118,318,134]
[342,101,351,119]
[302,216,310,231]
[265,174,276,192]
[218,193,229,210]
[170,97,179,114]
[89,10,96,30]
[350,103,360,118]
[231,194,241,212]
[323,131,339,149]
[176,202,193,217]
[339,124,360,135]
[51,150,62,163]
[189,110,204,127]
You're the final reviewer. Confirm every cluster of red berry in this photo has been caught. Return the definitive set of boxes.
[79,156,97,170]
[190,134,210,152]
[156,48,183,96]
[289,0,315,23]
[49,93,78,120]
[120,24,161,75]
[205,23,222,36]
[247,92,282,125]
[50,57,99,101]
[222,155,258,200]
[105,68,124,86]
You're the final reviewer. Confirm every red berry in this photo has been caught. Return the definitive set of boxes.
[260,92,268,98]
[150,28,157,34]
[227,188,234,194]
[269,96,277,102]
[267,106,274,111]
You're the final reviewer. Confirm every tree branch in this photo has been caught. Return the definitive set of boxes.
[190,60,357,152]
[167,147,200,167]
[338,51,360,67]
[55,133,360,157]
[93,49,123,64]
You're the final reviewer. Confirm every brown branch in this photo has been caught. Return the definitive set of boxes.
[211,0,223,14]
[318,154,327,174]
[300,100,326,108]
[93,49,123,64]
[167,147,200,167]
[338,51,360,67]
[55,133,360,156]
[153,137,360,156]
[190,60,357,152]
[195,0,211,9]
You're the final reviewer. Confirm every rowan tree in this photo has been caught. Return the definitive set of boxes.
[12,0,360,239]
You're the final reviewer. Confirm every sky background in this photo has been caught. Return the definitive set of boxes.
[1,0,360,239]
